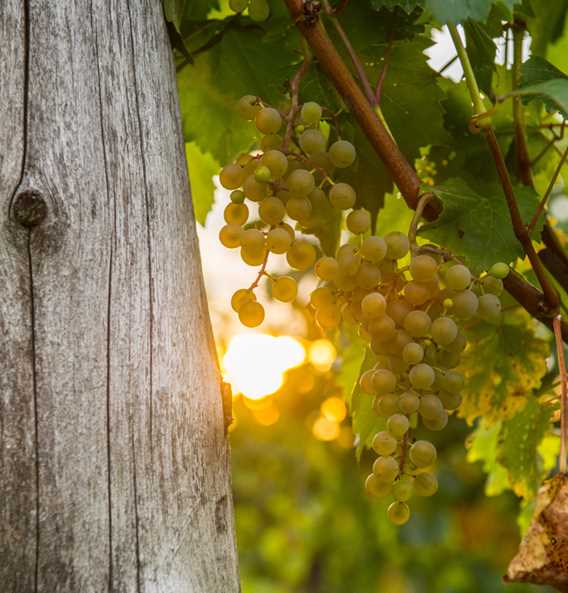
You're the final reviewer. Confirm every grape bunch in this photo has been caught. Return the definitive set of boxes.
[228,0,270,21]
[217,92,509,524]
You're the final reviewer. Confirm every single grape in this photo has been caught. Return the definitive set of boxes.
[249,0,270,21]
[369,315,396,342]
[258,197,285,226]
[409,440,437,467]
[430,316,458,346]
[437,349,461,370]
[445,264,472,291]
[240,245,266,266]
[489,262,510,279]
[254,165,272,183]
[329,182,356,209]
[374,393,399,417]
[372,455,399,482]
[286,197,312,222]
[359,369,376,393]
[373,368,397,394]
[238,301,265,327]
[287,239,317,270]
[419,394,444,420]
[230,190,245,204]
[240,228,265,250]
[478,293,502,323]
[243,175,269,202]
[360,236,387,263]
[260,150,287,179]
[451,289,479,319]
[388,330,412,355]
[266,227,292,254]
[219,163,244,190]
[315,304,342,329]
[441,370,464,393]
[361,292,386,319]
[329,139,356,168]
[392,475,414,502]
[398,390,420,414]
[310,286,335,308]
[410,254,438,282]
[336,244,361,275]
[409,363,435,390]
[231,288,255,312]
[365,474,392,498]
[401,342,423,365]
[482,275,504,296]
[287,169,315,195]
[387,501,410,525]
[403,282,432,306]
[385,231,410,260]
[357,262,381,290]
[236,94,259,120]
[439,390,462,411]
[219,224,242,249]
[224,203,249,226]
[387,413,409,439]
[255,106,281,134]
[347,209,371,234]
[300,101,323,125]
[372,431,398,456]
[260,134,283,151]
[272,276,297,302]
[423,409,448,431]
[315,256,339,281]
[403,310,431,338]
[299,129,326,155]
[414,472,438,497]
[387,299,412,325]
[308,187,328,209]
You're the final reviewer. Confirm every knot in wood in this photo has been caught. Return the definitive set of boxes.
[12,190,47,227]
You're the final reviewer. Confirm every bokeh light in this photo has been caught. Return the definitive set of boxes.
[308,338,337,372]
[321,396,347,423]
[312,416,341,441]
[223,333,305,399]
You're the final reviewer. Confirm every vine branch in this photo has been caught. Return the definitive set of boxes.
[283,43,312,151]
[553,315,567,474]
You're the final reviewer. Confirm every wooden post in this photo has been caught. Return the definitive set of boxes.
[0,1,240,591]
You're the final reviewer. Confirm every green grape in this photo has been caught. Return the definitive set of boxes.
[329,182,356,209]
[230,189,245,204]
[410,254,438,282]
[335,272,357,292]
[356,262,381,289]
[369,315,396,342]
[441,370,464,393]
[402,342,424,365]
[238,301,265,327]
[409,363,435,390]
[409,440,437,467]
[478,293,502,323]
[243,175,269,202]
[308,151,335,176]
[261,150,288,179]
[310,286,335,308]
[260,134,283,151]
[287,239,317,270]
[219,224,242,248]
[249,0,270,21]
[258,197,285,226]
[387,501,410,525]
[419,394,444,420]
[387,413,409,439]
[315,303,342,329]
[359,369,376,393]
[384,231,410,260]
[267,227,292,253]
[437,349,461,369]
[255,106,281,134]
[423,343,438,365]
[361,292,386,319]
[373,368,397,394]
[403,310,431,338]
[374,393,399,417]
[328,139,356,168]
[315,256,339,281]
[308,187,328,209]
[372,455,399,482]
[241,245,266,266]
[224,202,249,225]
[372,431,398,456]
[254,165,272,183]
[236,94,259,120]
[286,197,312,222]
[299,129,326,155]
[272,276,297,302]
[482,275,504,296]
[360,236,387,263]
[365,474,392,498]
[423,409,448,431]
[489,262,510,279]
[398,391,420,414]
[388,330,412,355]
[445,264,472,291]
[287,169,315,195]
[219,163,245,190]
[439,390,462,411]
[300,101,322,125]
[336,244,361,275]
[240,228,265,250]
[430,316,458,346]
[392,475,414,502]
[231,288,255,312]
[414,472,438,497]
[346,208,371,234]
[451,289,479,319]
[387,299,412,325]
[403,282,431,306]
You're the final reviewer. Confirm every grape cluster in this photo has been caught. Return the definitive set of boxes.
[229,0,270,21]
[218,93,509,524]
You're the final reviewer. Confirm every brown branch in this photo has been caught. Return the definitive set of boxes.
[330,0,350,15]
[553,315,567,474]
[539,247,568,296]
[374,35,394,105]
[283,48,312,151]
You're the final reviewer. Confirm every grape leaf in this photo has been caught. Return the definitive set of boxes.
[418,177,541,273]
[425,0,494,23]
[186,142,219,225]
[459,312,551,423]
[526,0,568,57]
[499,398,554,498]
[463,20,496,95]
[521,55,567,86]
[509,79,568,118]
[163,0,188,31]
[467,422,509,496]
[369,0,425,14]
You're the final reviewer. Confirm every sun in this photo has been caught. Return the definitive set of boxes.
[222,333,306,400]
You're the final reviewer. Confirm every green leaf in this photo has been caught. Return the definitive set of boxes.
[163,0,188,31]
[463,21,496,95]
[499,398,554,498]
[459,311,551,423]
[186,142,219,225]
[526,0,568,57]
[425,0,493,23]
[508,78,568,117]
[418,177,542,273]
[370,0,425,13]
[336,334,368,410]
[521,55,567,86]
[467,422,509,496]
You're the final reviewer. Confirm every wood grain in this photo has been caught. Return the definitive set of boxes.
[0,1,240,591]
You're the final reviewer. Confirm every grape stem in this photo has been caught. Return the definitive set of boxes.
[248,251,270,290]
[374,34,394,105]
[553,315,567,474]
[283,42,312,151]
[408,193,434,248]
